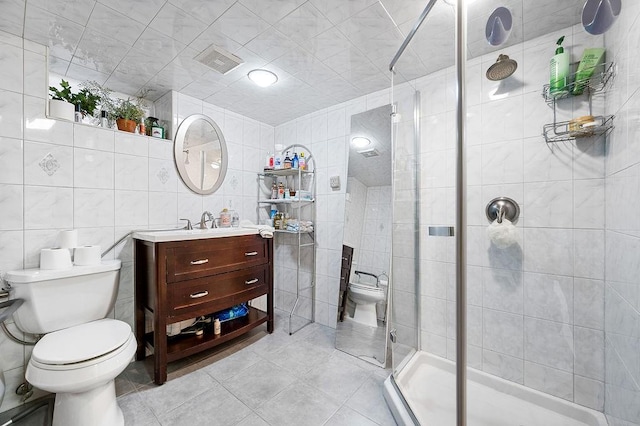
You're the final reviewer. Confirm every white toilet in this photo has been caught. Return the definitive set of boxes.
[348,282,387,327]
[6,260,136,426]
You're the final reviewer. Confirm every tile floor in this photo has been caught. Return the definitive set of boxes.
[116,310,397,426]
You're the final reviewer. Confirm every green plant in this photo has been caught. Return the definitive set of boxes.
[110,97,145,123]
[49,80,101,117]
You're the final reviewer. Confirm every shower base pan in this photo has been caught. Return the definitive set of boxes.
[383,351,607,426]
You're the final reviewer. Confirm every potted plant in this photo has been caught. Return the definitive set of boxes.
[110,97,145,133]
[49,80,101,122]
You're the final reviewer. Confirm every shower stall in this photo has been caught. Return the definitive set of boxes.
[384,0,639,425]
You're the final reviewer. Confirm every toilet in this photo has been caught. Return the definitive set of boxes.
[348,282,387,327]
[6,260,136,426]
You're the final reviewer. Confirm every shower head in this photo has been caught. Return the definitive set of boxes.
[486,54,518,81]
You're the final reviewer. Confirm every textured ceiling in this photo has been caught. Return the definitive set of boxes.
[0,0,585,125]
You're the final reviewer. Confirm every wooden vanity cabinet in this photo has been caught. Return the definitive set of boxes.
[134,234,274,384]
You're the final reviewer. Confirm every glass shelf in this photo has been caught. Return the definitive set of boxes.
[543,115,614,143]
[542,62,614,104]
[258,198,314,205]
[274,229,314,235]
[261,168,313,177]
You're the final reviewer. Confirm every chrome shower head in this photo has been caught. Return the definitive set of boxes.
[486,54,518,81]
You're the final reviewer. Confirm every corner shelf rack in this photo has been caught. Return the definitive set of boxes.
[541,62,615,143]
[257,145,316,335]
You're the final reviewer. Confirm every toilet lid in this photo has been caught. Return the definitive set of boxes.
[32,319,131,365]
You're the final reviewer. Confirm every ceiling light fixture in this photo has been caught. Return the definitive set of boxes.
[351,137,371,148]
[247,69,278,87]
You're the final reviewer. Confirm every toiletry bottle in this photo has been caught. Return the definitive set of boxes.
[74,104,82,123]
[550,36,570,98]
[292,152,299,169]
[274,153,282,170]
[100,110,108,128]
[572,48,606,95]
[278,182,285,199]
[213,318,221,335]
[139,119,146,136]
[265,151,273,170]
[283,151,292,169]
[219,208,231,228]
[271,183,278,199]
[299,152,306,170]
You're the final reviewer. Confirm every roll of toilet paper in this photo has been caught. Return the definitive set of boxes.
[73,245,101,266]
[57,230,78,249]
[40,248,73,270]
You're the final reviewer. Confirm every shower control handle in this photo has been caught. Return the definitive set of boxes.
[390,328,397,343]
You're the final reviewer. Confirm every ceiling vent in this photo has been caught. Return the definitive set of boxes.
[358,148,380,158]
[194,45,244,75]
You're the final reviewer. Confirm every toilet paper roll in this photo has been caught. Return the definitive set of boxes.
[57,230,78,249]
[73,245,101,266]
[40,248,73,270]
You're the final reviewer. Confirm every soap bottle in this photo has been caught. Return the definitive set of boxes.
[219,208,231,228]
[265,151,273,170]
[283,151,292,169]
[550,36,570,98]
[271,182,278,199]
[292,152,299,169]
[299,152,306,170]
[274,153,282,170]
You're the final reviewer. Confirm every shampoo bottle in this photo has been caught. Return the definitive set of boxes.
[550,36,570,98]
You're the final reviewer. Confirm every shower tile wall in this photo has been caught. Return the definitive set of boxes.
[392,24,608,411]
[0,32,274,414]
[604,2,640,425]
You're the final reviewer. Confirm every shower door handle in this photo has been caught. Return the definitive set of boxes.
[389,328,397,343]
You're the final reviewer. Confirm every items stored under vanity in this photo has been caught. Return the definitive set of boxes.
[133,230,273,385]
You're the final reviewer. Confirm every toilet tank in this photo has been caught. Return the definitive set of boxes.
[5,260,121,334]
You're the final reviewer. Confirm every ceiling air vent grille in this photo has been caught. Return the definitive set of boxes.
[358,148,380,158]
[195,45,243,75]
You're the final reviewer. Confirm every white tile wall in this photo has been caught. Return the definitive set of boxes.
[604,2,640,425]
[0,34,275,414]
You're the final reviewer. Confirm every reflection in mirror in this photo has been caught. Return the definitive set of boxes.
[335,104,392,367]
[174,114,228,195]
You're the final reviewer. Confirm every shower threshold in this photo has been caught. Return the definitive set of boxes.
[384,351,607,426]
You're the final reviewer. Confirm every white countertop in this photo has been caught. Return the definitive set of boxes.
[133,227,259,243]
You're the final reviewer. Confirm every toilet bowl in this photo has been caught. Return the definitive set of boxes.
[348,282,386,327]
[6,260,134,426]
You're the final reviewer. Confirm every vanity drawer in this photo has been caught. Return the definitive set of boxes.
[167,265,268,320]
[166,235,268,283]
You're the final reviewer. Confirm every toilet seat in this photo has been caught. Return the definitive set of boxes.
[32,319,131,368]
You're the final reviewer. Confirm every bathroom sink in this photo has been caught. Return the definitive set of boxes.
[133,227,258,242]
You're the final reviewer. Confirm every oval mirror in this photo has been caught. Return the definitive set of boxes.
[174,114,228,195]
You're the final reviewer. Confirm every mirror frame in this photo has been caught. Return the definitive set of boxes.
[174,113,228,195]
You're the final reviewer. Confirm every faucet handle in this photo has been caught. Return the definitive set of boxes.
[179,218,193,230]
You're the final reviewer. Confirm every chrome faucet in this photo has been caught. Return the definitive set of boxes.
[199,211,215,229]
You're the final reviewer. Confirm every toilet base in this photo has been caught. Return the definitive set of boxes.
[353,303,379,328]
[53,380,123,426]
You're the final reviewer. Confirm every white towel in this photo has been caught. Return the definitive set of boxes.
[486,218,518,249]
[240,220,275,239]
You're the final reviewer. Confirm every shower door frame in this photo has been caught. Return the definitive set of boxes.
[388,0,468,425]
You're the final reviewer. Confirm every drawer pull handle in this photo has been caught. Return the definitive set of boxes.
[190,259,209,265]
[190,291,209,299]
[245,251,258,256]
[245,278,259,285]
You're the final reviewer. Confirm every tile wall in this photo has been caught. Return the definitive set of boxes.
[603,2,640,425]
[0,31,274,413]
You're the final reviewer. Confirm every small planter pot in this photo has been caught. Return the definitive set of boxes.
[49,99,74,121]
[116,118,137,133]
